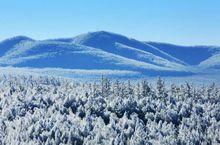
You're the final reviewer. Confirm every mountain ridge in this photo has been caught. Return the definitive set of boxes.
[0,31,219,77]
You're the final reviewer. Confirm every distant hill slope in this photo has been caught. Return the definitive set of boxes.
[199,53,220,69]
[0,31,219,77]
[0,36,34,56]
[72,31,185,66]
[146,42,220,65]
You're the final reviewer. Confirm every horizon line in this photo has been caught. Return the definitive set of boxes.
[0,30,219,47]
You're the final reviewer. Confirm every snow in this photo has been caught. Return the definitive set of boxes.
[0,40,191,76]
[199,53,220,69]
[0,31,219,78]
[0,75,220,144]
[0,31,220,145]
[0,67,142,79]
[147,41,220,65]
[72,31,185,65]
[114,42,185,69]
[0,36,34,56]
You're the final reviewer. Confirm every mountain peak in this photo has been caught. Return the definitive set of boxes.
[88,31,123,36]
[2,35,34,43]
[72,31,131,46]
[74,31,129,41]
[0,36,34,56]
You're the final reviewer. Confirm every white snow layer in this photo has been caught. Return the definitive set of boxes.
[0,75,219,144]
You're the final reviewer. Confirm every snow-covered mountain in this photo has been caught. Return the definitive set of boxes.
[147,42,220,65]
[0,36,34,56]
[0,31,219,78]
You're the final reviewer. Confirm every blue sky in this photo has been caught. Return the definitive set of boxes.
[0,0,219,45]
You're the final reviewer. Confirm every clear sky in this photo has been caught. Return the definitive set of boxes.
[0,0,219,45]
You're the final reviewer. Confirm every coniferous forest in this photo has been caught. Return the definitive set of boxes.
[0,75,219,145]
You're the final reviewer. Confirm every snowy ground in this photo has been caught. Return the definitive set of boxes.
[0,74,220,144]
[0,67,142,80]
[1,66,220,85]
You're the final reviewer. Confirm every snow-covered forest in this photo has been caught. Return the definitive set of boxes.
[0,75,220,145]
